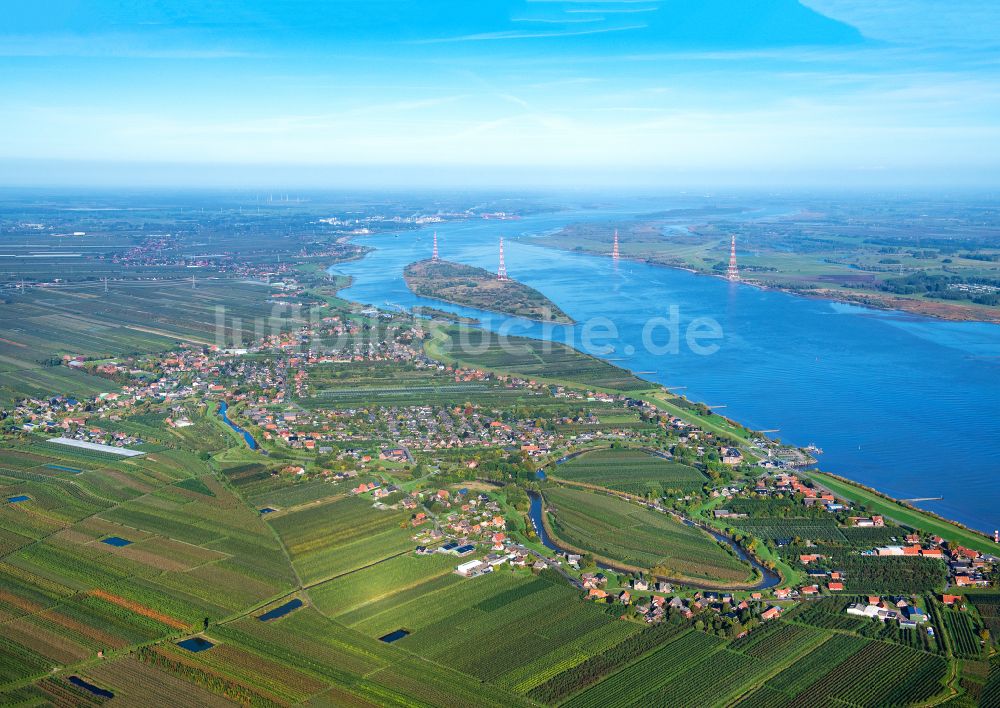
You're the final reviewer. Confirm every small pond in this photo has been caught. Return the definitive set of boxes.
[68,676,114,699]
[258,598,303,621]
[379,629,410,643]
[45,464,83,473]
[101,536,132,547]
[177,637,215,652]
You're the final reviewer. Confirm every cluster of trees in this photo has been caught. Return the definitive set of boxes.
[503,484,531,512]
[839,556,947,593]
[476,451,537,483]
[673,441,741,484]
[880,273,962,294]
[694,608,760,638]
[879,273,1000,305]
[726,529,759,555]
[797,552,947,593]
[971,292,1000,306]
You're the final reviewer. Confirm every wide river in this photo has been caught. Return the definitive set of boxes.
[333,200,1000,534]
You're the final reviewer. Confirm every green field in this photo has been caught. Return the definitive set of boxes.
[735,633,948,707]
[560,621,862,708]
[967,593,1000,638]
[309,552,457,618]
[346,570,641,695]
[542,485,754,583]
[0,279,319,405]
[427,325,655,392]
[551,447,708,495]
[734,518,848,543]
[941,607,986,659]
[300,359,542,407]
[0,441,298,688]
[267,495,414,584]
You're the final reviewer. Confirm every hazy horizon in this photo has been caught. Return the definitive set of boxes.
[3,1,999,189]
[4,160,1000,192]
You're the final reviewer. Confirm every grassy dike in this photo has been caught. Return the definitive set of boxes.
[640,389,751,444]
[801,470,997,555]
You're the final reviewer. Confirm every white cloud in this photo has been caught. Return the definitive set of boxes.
[802,0,1000,48]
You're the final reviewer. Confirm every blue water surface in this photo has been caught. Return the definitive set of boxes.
[379,629,410,643]
[333,201,1000,533]
[45,464,83,473]
[102,536,132,547]
[177,637,215,652]
[68,676,114,699]
[218,401,258,449]
[258,598,303,621]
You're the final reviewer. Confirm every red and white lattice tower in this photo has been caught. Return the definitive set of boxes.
[994,529,999,544]
[432,231,439,261]
[612,229,620,260]
[727,234,739,281]
[497,236,509,281]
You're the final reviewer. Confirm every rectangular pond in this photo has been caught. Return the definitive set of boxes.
[258,598,303,621]
[45,464,83,473]
[378,629,410,643]
[177,637,215,652]
[68,676,114,699]
[7,495,31,503]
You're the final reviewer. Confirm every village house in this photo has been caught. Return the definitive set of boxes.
[720,447,743,465]
[713,509,746,519]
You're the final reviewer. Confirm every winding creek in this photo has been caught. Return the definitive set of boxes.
[217,401,258,450]
[527,491,781,591]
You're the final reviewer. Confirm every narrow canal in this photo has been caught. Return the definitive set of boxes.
[218,401,259,450]
[527,491,780,591]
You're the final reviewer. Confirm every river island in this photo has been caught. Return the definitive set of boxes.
[403,258,575,324]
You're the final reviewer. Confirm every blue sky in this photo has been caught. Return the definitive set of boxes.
[1,1,998,188]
